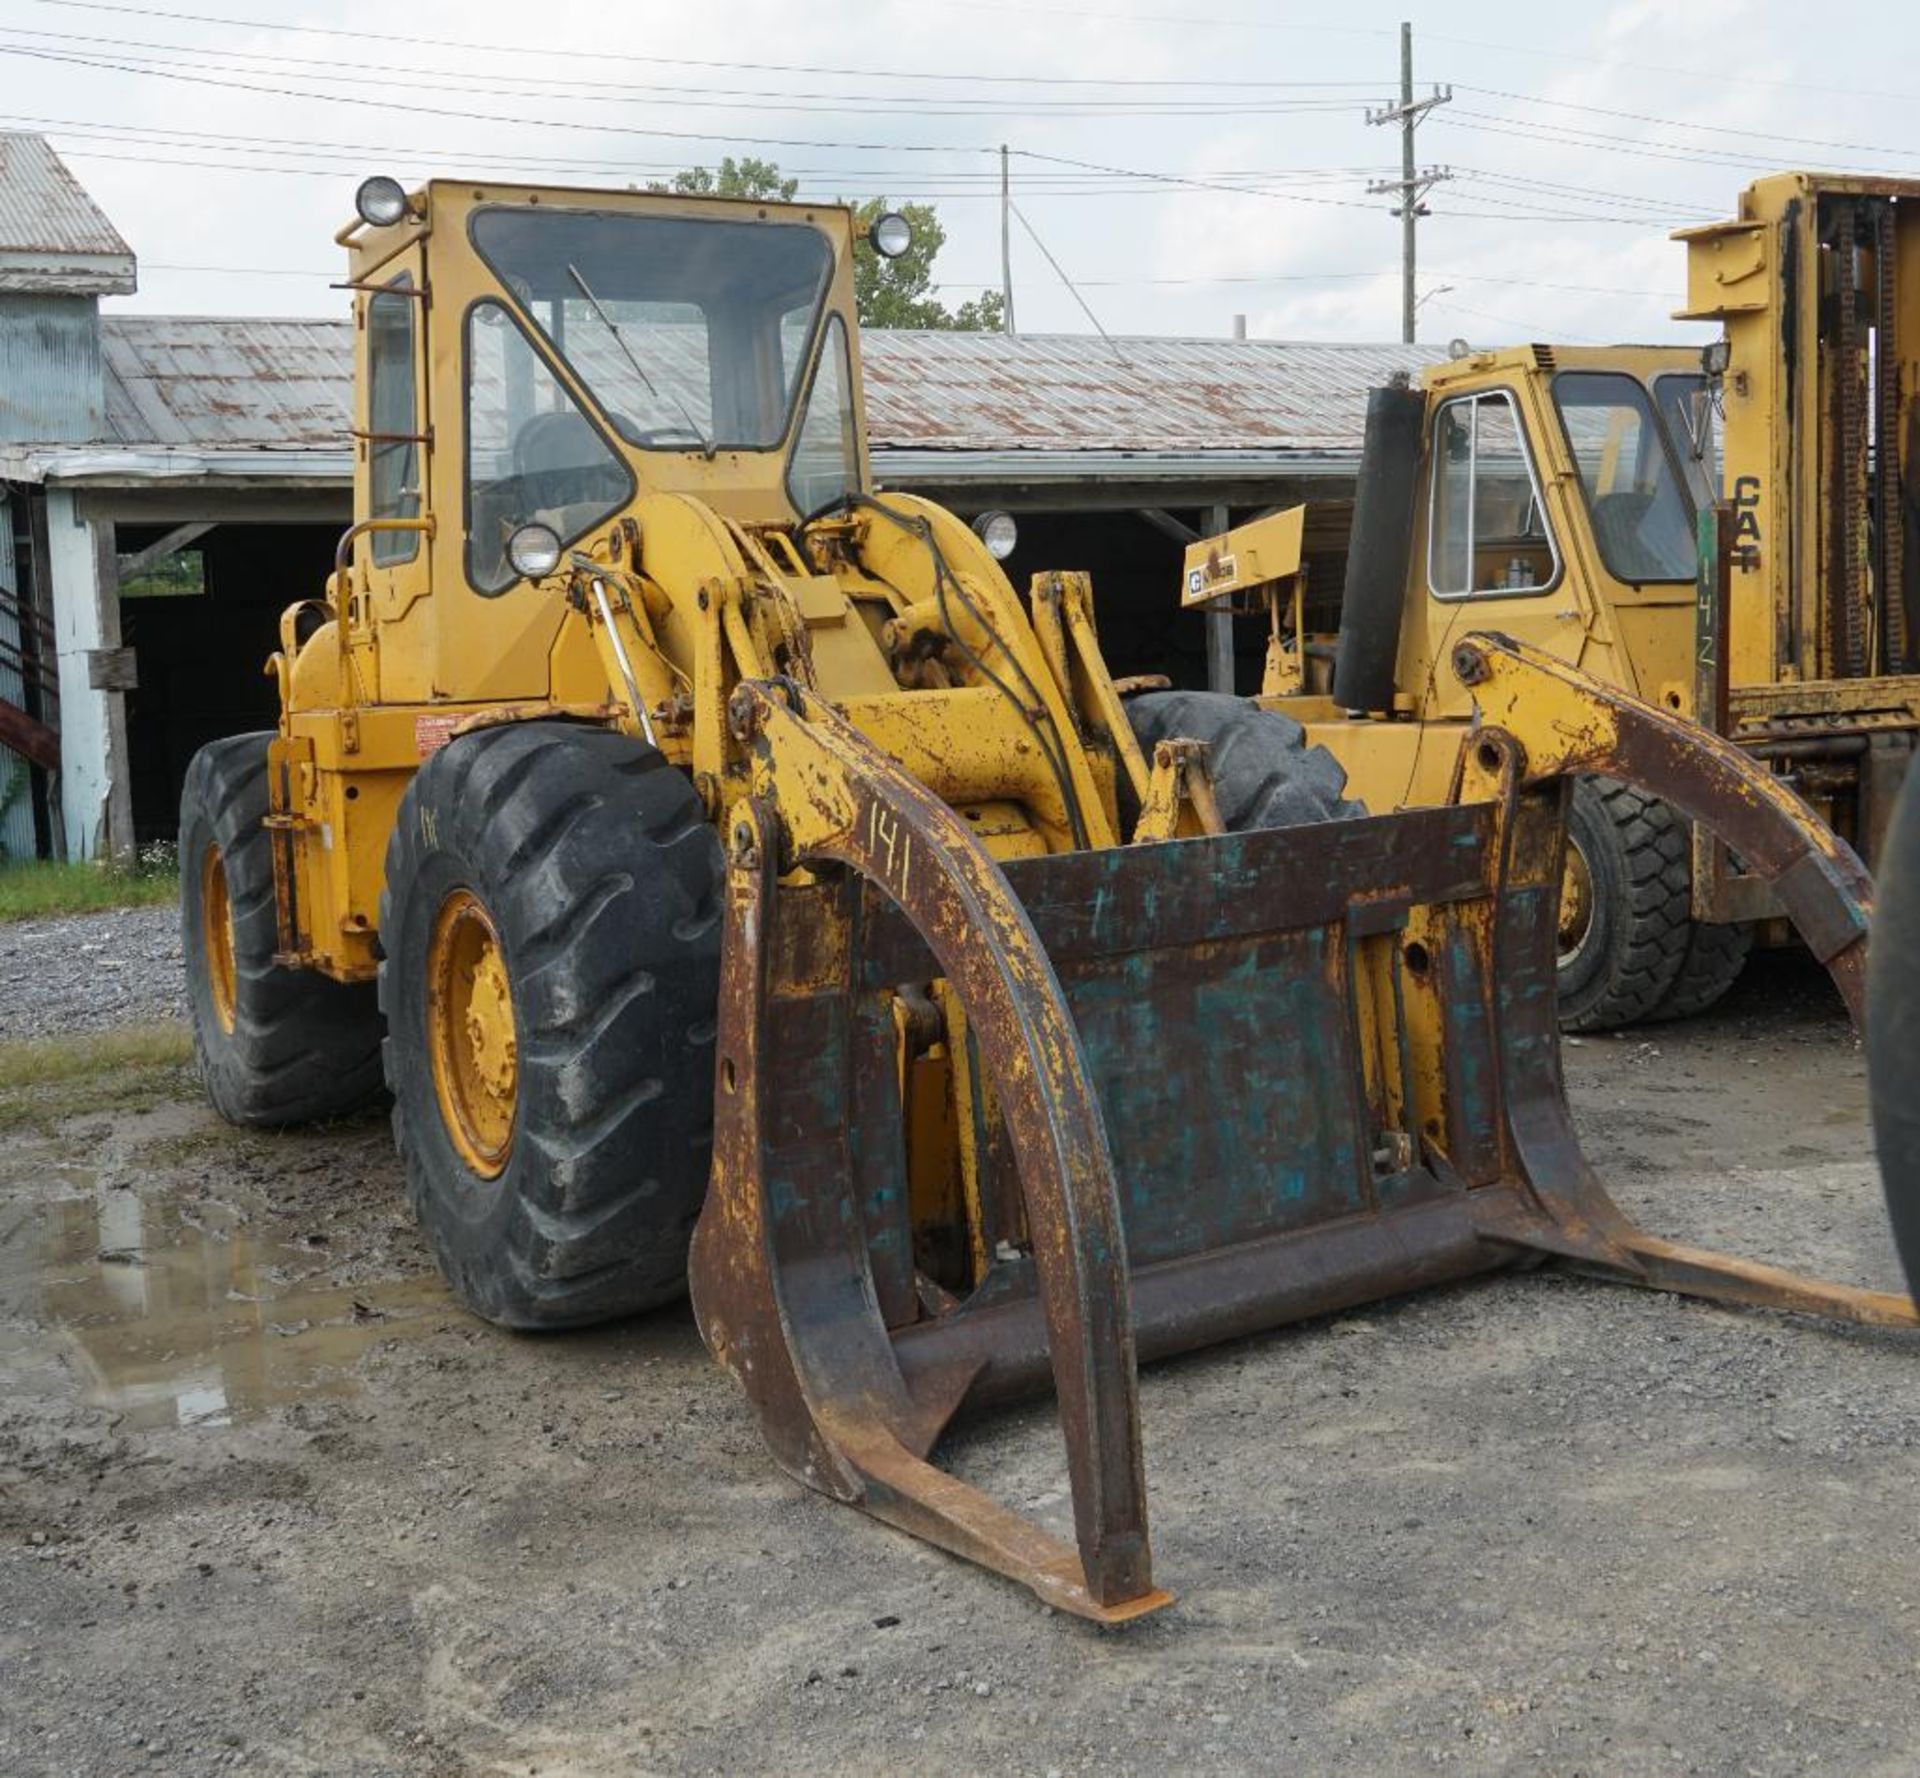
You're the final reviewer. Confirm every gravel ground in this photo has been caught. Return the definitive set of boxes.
[1,926,1916,1776]
[0,906,183,1040]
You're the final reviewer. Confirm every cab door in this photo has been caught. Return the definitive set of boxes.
[352,251,432,699]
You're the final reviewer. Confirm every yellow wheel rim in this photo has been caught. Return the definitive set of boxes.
[427,889,519,1179]
[1558,837,1595,966]
[201,842,238,1036]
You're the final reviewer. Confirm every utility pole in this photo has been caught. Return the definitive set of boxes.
[1366,22,1452,344]
[999,144,1017,336]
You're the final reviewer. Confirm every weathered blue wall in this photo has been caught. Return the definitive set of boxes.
[0,294,103,444]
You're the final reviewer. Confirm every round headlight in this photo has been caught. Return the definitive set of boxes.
[970,510,1018,562]
[506,522,562,581]
[355,175,410,229]
[869,211,913,260]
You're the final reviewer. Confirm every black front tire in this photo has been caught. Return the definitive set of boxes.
[179,733,385,1126]
[379,722,724,1330]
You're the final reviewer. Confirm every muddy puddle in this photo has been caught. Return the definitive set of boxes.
[5,1174,454,1430]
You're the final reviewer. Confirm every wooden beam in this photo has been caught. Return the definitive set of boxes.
[0,695,58,771]
[115,520,214,583]
[1138,507,1199,546]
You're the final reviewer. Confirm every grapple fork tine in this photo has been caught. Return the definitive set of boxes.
[1456,633,1917,1325]
[689,693,1171,1622]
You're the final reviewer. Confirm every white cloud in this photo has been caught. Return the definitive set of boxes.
[1,0,1901,347]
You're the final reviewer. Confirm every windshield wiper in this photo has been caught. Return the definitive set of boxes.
[565,263,715,460]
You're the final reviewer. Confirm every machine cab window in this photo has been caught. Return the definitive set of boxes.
[366,280,420,566]
[464,301,634,593]
[1554,371,1697,584]
[1427,390,1558,598]
[786,315,859,517]
[469,207,836,455]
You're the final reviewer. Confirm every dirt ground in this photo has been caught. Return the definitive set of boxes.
[2,947,1917,1777]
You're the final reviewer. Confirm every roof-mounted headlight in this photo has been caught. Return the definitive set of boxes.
[355,175,411,229]
[869,211,913,259]
[1702,339,1731,378]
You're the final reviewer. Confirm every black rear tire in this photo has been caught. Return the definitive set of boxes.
[1648,916,1752,1023]
[179,733,385,1126]
[1557,778,1692,1032]
[379,721,724,1330]
[1125,690,1365,828]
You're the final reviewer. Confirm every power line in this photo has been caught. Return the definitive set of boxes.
[0,27,1369,117]
[8,108,1405,188]
[1439,109,1920,176]
[15,0,1384,89]
[1456,84,1920,160]
[1430,294,1611,347]
[933,268,1673,296]
[0,41,1010,153]
[1418,30,1920,108]
[50,146,1292,200]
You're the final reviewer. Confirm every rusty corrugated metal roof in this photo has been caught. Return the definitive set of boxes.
[101,316,352,450]
[83,314,1438,469]
[863,331,1441,454]
[0,133,135,294]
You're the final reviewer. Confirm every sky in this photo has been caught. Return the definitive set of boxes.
[5,0,1917,349]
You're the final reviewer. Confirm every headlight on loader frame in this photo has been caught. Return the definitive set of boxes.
[970,510,1018,561]
[506,522,562,582]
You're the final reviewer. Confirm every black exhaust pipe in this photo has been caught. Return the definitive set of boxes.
[1331,377,1426,714]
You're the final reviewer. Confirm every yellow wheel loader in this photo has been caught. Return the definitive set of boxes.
[180,173,1917,1623]
[1185,173,1920,1031]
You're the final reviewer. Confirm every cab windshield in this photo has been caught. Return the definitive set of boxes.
[1552,370,1697,583]
[470,207,835,452]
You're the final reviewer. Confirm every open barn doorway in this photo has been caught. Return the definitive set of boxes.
[117,521,340,848]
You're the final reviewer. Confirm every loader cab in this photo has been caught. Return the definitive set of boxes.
[339,178,876,704]
[1392,345,1708,733]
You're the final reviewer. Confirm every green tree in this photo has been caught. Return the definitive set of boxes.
[658,164,1003,331]
[648,156,797,201]
[845,196,1004,332]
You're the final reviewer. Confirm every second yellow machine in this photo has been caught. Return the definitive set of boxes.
[180,175,1915,1622]
[1181,172,1920,1030]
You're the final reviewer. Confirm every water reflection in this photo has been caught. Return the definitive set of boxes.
[16,1185,453,1429]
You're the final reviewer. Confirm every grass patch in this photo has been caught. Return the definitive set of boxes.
[0,858,178,923]
[0,1021,196,1132]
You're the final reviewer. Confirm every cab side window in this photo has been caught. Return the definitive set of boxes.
[786,315,860,517]
[1428,390,1558,597]
[366,283,420,567]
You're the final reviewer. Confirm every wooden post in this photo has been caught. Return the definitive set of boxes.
[89,518,135,862]
[1205,502,1234,695]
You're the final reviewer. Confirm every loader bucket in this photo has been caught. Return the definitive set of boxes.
[689,662,1917,1625]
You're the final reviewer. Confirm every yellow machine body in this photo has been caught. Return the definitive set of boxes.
[1196,176,1920,920]
[267,179,1151,984]
[218,174,1916,1625]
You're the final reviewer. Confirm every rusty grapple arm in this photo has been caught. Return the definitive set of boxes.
[689,653,1916,1627]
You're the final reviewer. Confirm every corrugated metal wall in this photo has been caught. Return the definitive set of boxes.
[0,499,38,860]
[0,293,103,443]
